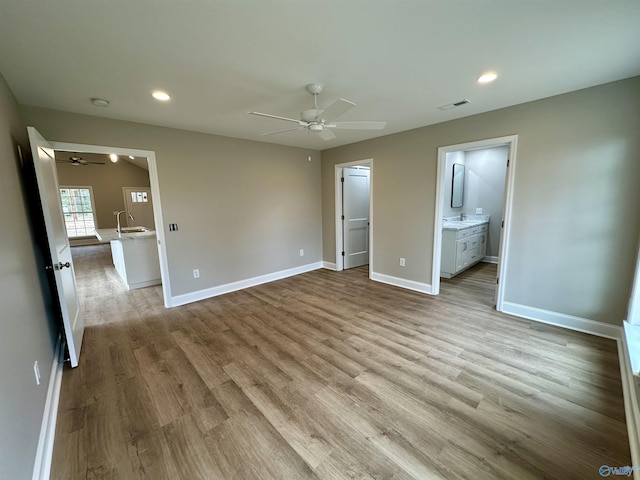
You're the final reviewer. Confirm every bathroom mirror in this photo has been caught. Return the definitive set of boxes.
[451,163,464,208]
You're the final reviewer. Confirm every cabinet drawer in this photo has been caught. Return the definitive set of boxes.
[479,224,488,232]
[458,228,473,239]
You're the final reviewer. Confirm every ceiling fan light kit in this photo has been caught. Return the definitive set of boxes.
[248,83,387,141]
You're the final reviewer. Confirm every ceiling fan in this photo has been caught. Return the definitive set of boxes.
[248,83,387,141]
[56,154,105,166]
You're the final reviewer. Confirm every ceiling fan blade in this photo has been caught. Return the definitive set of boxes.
[260,127,304,136]
[248,111,305,125]
[329,121,387,130]
[318,128,336,141]
[85,161,106,165]
[321,98,356,122]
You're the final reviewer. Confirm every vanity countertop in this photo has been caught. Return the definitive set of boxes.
[95,227,156,243]
[442,215,490,231]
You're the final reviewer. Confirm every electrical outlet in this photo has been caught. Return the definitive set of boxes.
[299,249,304,257]
[34,361,41,385]
[400,257,406,267]
[193,269,200,278]
[476,208,483,214]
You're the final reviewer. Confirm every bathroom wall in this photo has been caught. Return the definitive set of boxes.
[464,146,508,258]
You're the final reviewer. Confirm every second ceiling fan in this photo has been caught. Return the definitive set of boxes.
[248,83,386,141]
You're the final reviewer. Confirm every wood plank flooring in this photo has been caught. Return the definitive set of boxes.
[52,245,631,479]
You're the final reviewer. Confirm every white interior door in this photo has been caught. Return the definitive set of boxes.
[123,187,154,228]
[343,167,370,269]
[27,127,84,367]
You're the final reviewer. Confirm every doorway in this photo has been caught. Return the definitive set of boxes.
[334,159,373,272]
[431,135,518,311]
[50,141,171,308]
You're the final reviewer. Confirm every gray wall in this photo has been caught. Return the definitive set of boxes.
[20,106,322,298]
[464,146,508,257]
[0,75,57,478]
[57,156,151,229]
[322,76,640,325]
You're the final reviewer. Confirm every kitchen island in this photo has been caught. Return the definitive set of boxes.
[95,227,161,290]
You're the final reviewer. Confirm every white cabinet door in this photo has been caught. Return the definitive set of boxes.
[455,238,469,271]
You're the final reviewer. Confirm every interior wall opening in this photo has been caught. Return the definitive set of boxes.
[432,136,518,310]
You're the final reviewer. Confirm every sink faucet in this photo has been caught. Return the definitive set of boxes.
[460,213,467,221]
[116,211,135,236]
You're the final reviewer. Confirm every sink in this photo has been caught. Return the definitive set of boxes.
[117,226,151,233]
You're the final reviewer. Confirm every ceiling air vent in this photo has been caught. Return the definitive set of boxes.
[437,99,470,111]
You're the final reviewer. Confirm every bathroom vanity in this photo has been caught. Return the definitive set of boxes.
[95,227,161,290]
[440,216,489,278]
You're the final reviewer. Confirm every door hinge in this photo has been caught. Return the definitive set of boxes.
[496,278,499,285]
[501,220,504,228]
[341,215,345,220]
[507,159,510,167]
[341,177,344,183]
[341,251,345,256]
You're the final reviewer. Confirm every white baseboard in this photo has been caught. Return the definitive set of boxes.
[501,301,621,340]
[482,256,498,264]
[618,334,640,479]
[32,336,63,480]
[127,278,162,290]
[322,261,337,271]
[370,271,433,295]
[169,261,323,307]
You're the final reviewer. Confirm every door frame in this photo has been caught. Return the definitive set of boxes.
[50,141,172,308]
[431,135,518,311]
[334,158,373,272]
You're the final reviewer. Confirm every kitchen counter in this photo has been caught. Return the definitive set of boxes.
[95,227,156,243]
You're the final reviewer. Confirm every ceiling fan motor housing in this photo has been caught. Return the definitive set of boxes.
[309,123,323,132]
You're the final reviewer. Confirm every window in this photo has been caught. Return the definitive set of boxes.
[59,187,97,238]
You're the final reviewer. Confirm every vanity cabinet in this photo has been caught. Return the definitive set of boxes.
[441,223,488,278]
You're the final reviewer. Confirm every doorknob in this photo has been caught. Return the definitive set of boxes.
[55,262,71,270]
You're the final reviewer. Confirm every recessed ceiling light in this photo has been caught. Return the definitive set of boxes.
[477,72,498,84]
[109,154,118,163]
[91,98,110,107]
[152,90,171,101]
[128,155,134,160]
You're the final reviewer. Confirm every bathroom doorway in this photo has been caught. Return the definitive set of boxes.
[431,135,518,311]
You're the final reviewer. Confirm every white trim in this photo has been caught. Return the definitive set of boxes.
[124,278,162,291]
[32,336,63,480]
[370,271,433,295]
[431,135,518,313]
[334,159,373,273]
[50,142,172,308]
[169,262,323,307]
[501,301,621,340]
[322,261,337,270]
[482,256,498,264]
[618,333,640,479]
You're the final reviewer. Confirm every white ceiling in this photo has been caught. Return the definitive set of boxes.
[1,0,639,150]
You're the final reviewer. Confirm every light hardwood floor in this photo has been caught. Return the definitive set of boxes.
[52,245,631,479]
